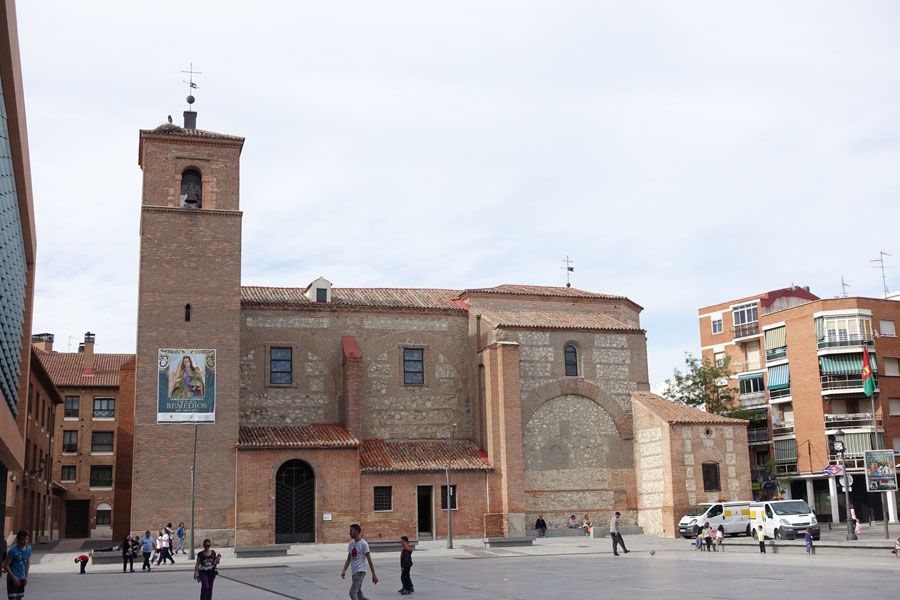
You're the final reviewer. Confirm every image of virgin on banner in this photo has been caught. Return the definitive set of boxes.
[157,349,216,423]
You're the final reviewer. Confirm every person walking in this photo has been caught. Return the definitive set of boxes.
[702,523,712,552]
[804,528,815,555]
[139,531,154,572]
[341,524,378,600]
[3,530,31,600]
[176,522,187,555]
[757,525,766,554]
[121,535,136,573]
[398,535,414,595]
[193,539,220,600]
[156,529,174,565]
[609,512,629,556]
[534,515,547,538]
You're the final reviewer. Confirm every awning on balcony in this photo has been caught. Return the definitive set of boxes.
[764,326,786,351]
[738,372,764,381]
[775,438,797,462]
[819,352,878,375]
[842,432,883,457]
[767,364,790,390]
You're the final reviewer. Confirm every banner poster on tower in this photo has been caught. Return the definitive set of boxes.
[157,349,216,423]
[863,449,897,492]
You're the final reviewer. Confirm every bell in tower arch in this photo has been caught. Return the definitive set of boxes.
[180,168,202,208]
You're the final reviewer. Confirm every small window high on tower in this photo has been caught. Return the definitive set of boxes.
[180,169,202,208]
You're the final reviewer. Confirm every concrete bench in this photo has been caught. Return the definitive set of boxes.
[484,536,534,548]
[234,544,291,558]
[527,527,590,538]
[90,550,123,565]
[367,540,418,553]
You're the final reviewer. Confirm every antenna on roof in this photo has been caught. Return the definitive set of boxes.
[561,256,574,288]
[840,276,851,298]
[869,250,894,297]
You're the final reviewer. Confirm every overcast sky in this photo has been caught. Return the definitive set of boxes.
[17,1,900,383]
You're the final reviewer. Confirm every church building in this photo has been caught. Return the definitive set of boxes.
[130,107,748,545]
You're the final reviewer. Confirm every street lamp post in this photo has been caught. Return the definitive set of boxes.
[445,423,456,550]
[834,429,857,541]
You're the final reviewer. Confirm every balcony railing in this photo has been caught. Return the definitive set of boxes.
[62,443,77,453]
[775,461,798,474]
[820,375,867,392]
[817,334,874,350]
[824,413,881,430]
[64,408,79,418]
[766,347,787,361]
[92,408,115,418]
[89,476,113,488]
[732,360,763,373]
[733,322,760,339]
[748,428,770,443]
[768,387,792,400]
[739,391,767,407]
[772,423,795,437]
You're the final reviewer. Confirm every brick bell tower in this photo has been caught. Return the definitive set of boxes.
[132,97,244,545]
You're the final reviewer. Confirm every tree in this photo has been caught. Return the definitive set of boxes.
[664,353,735,415]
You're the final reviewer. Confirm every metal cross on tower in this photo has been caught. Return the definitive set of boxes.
[561,256,574,288]
[181,62,202,108]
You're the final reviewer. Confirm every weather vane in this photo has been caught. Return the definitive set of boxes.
[561,256,574,288]
[181,62,202,109]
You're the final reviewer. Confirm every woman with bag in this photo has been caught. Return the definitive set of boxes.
[121,535,136,572]
[193,538,221,600]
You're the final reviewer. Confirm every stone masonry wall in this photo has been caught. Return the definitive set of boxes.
[240,310,471,440]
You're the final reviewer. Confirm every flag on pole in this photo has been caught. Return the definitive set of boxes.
[861,345,876,397]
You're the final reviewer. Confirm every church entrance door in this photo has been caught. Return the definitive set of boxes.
[275,460,315,543]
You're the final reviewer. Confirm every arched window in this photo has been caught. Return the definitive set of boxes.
[180,169,202,208]
[95,502,111,526]
[564,345,578,377]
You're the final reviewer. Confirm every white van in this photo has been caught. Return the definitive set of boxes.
[677,501,751,538]
[749,500,820,540]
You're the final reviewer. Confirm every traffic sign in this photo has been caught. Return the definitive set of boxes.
[823,465,844,476]
[839,474,854,487]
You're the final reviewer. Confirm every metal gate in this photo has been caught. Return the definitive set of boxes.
[275,460,315,543]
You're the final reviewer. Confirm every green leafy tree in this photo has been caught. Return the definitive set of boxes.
[664,353,735,415]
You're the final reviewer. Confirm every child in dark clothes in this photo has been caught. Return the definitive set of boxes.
[399,536,414,595]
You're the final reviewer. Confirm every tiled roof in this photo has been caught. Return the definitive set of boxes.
[360,439,492,473]
[631,392,748,425]
[238,424,360,449]
[480,310,641,332]
[141,123,245,142]
[462,284,628,300]
[35,350,134,388]
[241,286,465,311]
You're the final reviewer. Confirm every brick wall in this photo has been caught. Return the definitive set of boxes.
[113,358,135,540]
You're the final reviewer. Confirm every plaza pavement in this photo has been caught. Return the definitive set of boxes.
[22,534,900,599]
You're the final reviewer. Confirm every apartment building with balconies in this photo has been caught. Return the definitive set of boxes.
[699,287,900,525]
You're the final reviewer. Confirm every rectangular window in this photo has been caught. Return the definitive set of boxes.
[316,288,328,302]
[91,431,114,453]
[64,396,79,418]
[403,348,425,385]
[714,352,725,368]
[885,358,900,377]
[440,484,457,510]
[711,318,723,334]
[880,320,896,337]
[61,465,76,482]
[373,486,392,511]
[732,303,758,326]
[739,375,765,394]
[62,430,78,453]
[702,463,721,492]
[89,465,113,488]
[894,437,900,453]
[92,397,115,418]
[269,347,293,384]
[890,398,900,416]
[96,509,111,526]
